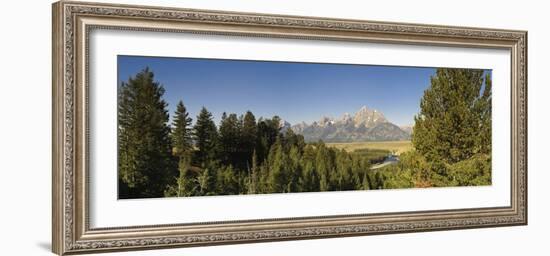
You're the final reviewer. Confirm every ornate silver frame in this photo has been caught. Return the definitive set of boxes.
[52,1,527,255]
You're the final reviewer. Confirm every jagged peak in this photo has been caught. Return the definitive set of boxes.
[291,105,391,130]
[318,116,334,126]
[341,112,352,120]
[357,105,370,112]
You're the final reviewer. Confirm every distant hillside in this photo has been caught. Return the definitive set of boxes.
[399,125,413,136]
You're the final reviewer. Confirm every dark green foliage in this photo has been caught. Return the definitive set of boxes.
[255,116,281,164]
[412,68,492,186]
[170,115,374,196]
[247,133,371,194]
[266,137,289,193]
[447,154,491,186]
[218,113,239,164]
[171,101,193,156]
[165,101,195,197]
[215,165,240,195]
[193,107,219,165]
[299,146,320,192]
[351,68,492,190]
[118,68,176,198]
[246,150,260,194]
[164,157,197,197]
[314,142,332,191]
[476,73,492,155]
[413,68,492,163]
[241,111,258,167]
[218,111,260,172]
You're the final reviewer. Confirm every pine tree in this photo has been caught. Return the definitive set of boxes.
[475,73,492,155]
[169,101,194,197]
[287,145,302,192]
[171,156,196,197]
[300,145,319,192]
[216,165,239,195]
[247,150,259,194]
[335,150,353,190]
[118,67,176,198]
[219,113,241,166]
[315,142,330,191]
[197,167,212,196]
[172,101,193,156]
[300,160,318,192]
[267,137,288,193]
[241,111,258,167]
[256,116,281,163]
[193,107,219,165]
[413,68,492,164]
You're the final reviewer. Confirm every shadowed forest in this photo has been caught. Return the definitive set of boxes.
[118,67,492,199]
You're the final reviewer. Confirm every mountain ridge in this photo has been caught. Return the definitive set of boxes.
[290,105,410,142]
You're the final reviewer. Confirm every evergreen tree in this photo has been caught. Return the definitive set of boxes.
[168,100,194,197]
[197,167,212,196]
[165,156,197,197]
[283,129,306,152]
[193,107,219,165]
[335,150,353,190]
[172,101,193,156]
[216,165,239,195]
[300,145,319,192]
[247,150,259,194]
[475,73,492,155]
[219,113,241,166]
[315,142,331,191]
[413,68,492,164]
[350,155,367,190]
[287,145,302,192]
[267,137,289,193]
[241,111,258,166]
[300,160,318,192]
[118,67,175,198]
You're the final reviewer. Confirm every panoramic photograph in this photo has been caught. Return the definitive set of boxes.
[117,56,492,199]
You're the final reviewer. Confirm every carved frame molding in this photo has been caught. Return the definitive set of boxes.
[52,1,527,255]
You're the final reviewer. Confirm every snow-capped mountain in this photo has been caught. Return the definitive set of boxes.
[290,105,410,142]
[353,105,388,128]
[279,119,292,132]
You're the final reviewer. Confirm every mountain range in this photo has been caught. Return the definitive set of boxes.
[287,106,411,142]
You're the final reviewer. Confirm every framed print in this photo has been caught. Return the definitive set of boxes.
[52,1,527,255]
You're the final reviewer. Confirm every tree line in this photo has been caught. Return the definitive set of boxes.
[118,67,492,199]
[118,68,375,199]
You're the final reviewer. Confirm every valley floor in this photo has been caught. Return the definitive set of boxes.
[325,140,413,155]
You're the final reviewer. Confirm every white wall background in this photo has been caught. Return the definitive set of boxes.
[0,0,547,255]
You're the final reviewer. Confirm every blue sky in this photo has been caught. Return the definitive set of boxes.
[118,55,440,126]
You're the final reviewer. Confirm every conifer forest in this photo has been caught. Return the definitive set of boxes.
[118,66,492,199]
